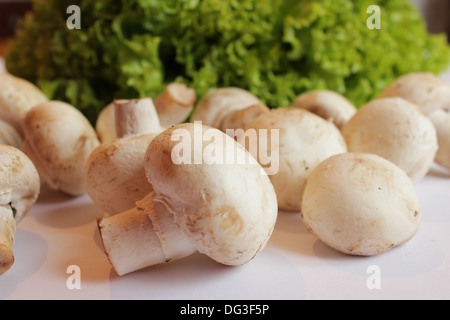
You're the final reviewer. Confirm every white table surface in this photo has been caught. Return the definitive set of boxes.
[1,59,450,300]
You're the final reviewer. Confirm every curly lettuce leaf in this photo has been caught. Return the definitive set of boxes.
[5,0,449,124]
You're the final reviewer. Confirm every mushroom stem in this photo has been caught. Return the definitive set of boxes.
[0,205,15,275]
[154,83,196,129]
[97,192,196,276]
[114,98,161,139]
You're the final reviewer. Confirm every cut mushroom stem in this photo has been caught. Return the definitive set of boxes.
[0,205,15,275]
[114,98,161,138]
[97,193,196,276]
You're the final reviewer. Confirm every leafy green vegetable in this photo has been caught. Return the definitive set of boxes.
[5,0,450,124]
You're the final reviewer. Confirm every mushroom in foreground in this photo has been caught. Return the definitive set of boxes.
[341,97,438,184]
[85,98,160,215]
[97,122,278,276]
[301,152,421,256]
[0,73,48,136]
[96,83,196,144]
[21,101,100,196]
[290,90,357,130]
[244,107,347,212]
[0,144,40,275]
[190,87,269,132]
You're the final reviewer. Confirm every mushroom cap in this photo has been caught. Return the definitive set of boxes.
[341,97,438,184]
[0,119,23,148]
[190,87,262,129]
[244,108,347,212]
[21,101,100,196]
[301,152,421,256]
[291,90,357,129]
[0,73,48,134]
[379,72,450,115]
[144,122,278,266]
[0,144,40,223]
[428,108,450,170]
[95,102,115,144]
[154,82,197,128]
[85,133,157,215]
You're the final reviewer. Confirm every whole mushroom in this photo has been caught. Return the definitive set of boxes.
[379,72,450,171]
[244,107,347,212]
[0,73,48,136]
[290,90,357,130]
[301,152,421,256]
[21,101,100,196]
[379,72,450,115]
[85,98,160,215]
[341,97,438,183]
[0,144,40,275]
[97,122,278,276]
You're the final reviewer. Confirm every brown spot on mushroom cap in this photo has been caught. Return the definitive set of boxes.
[216,205,243,234]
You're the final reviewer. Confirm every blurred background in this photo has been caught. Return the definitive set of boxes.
[0,0,450,56]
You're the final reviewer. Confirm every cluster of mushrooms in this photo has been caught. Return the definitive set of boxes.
[0,71,449,277]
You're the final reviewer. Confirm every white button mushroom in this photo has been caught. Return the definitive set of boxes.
[301,152,421,256]
[428,108,450,170]
[95,83,197,144]
[290,90,357,130]
[85,98,161,215]
[379,72,450,171]
[244,108,347,212]
[0,144,40,275]
[21,101,100,196]
[190,87,269,132]
[341,97,438,183]
[0,73,48,137]
[379,72,450,115]
[97,122,278,276]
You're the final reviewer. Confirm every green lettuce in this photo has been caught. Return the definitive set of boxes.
[5,0,450,124]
